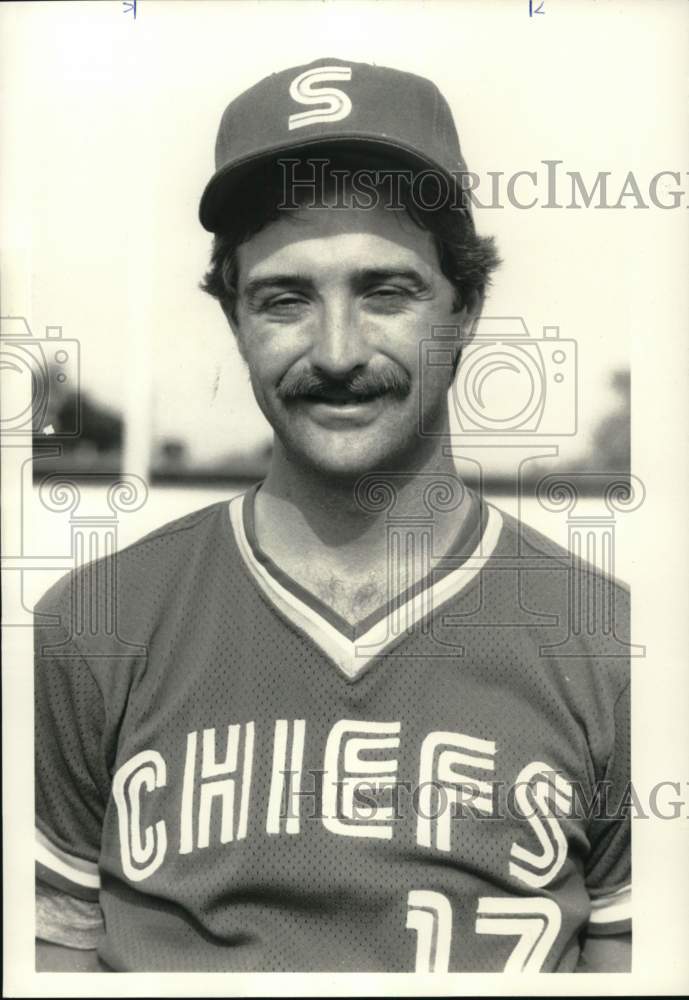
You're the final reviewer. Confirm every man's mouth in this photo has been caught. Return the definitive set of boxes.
[302,387,381,406]
[291,387,392,426]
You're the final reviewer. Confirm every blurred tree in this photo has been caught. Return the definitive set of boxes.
[55,391,122,452]
[32,363,123,476]
[588,369,630,473]
[526,368,631,493]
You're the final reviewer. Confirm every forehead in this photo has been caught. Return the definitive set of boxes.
[236,203,441,285]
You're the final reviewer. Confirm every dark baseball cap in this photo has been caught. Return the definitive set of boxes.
[199,56,472,233]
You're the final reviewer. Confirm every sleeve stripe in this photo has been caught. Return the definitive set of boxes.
[35,829,100,890]
[589,884,631,924]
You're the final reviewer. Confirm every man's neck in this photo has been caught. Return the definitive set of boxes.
[253,438,472,589]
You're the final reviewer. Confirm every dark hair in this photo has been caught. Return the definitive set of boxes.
[200,150,500,321]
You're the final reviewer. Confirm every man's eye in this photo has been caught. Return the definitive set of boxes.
[264,296,307,314]
[365,287,412,309]
[369,286,407,298]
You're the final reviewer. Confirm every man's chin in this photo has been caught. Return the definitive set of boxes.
[281,430,406,483]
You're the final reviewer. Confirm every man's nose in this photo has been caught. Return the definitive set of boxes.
[309,298,372,377]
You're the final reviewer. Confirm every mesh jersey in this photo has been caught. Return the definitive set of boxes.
[35,486,631,972]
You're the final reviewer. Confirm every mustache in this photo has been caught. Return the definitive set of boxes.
[277,367,411,401]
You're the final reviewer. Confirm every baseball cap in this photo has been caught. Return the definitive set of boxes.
[199,56,472,232]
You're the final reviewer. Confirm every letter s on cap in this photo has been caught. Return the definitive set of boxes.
[288,66,353,131]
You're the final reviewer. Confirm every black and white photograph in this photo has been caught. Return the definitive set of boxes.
[2,0,688,994]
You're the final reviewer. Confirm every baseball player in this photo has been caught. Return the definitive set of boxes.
[35,57,631,972]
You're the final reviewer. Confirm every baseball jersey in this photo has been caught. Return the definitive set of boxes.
[35,485,631,972]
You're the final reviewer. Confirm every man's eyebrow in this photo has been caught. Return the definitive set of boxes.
[242,267,432,303]
[351,267,431,290]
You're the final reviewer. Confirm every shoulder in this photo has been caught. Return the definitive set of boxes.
[488,498,629,593]
[35,496,243,619]
[482,496,630,681]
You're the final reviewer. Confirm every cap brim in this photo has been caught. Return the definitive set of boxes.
[199,135,469,232]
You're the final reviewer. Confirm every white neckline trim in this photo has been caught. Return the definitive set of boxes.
[228,495,503,680]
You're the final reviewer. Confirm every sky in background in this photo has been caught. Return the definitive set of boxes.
[2,0,686,470]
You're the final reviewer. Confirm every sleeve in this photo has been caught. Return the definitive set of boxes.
[34,585,111,905]
[584,679,631,937]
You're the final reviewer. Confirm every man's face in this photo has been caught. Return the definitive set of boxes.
[231,201,477,480]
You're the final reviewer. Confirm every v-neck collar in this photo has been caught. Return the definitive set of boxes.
[228,484,503,681]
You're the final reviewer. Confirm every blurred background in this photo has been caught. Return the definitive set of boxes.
[3,0,683,593]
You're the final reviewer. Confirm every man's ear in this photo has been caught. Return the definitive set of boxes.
[452,288,484,374]
[220,301,247,360]
[457,287,484,349]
